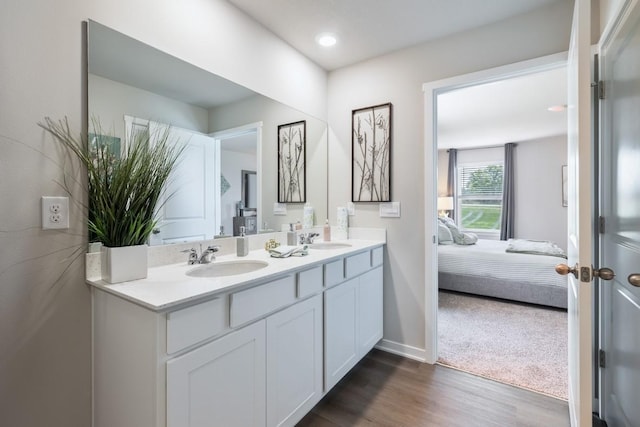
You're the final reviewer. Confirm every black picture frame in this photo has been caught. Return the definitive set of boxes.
[277,120,306,203]
[352,102,392,202]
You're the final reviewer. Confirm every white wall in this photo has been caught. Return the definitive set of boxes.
[514,135,568,250]
[327,0,573,357]
[0,0,326,425]
[437,135,568,250]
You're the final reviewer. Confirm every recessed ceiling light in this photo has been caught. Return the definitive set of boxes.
[316,33,337,47]
[547,104,567,112]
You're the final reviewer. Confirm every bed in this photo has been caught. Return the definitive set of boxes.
[437,239,568,309]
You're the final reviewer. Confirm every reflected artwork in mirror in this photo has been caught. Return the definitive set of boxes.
[87,20,328,246]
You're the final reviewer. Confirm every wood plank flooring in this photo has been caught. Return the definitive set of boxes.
[297,349,569,427]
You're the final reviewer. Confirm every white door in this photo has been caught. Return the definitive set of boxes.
[599,1,640,425]
[155,126,216,244]
[266,294,323,427]
[564,0,593,425]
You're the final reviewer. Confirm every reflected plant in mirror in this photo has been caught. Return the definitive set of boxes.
[87,20,328,247]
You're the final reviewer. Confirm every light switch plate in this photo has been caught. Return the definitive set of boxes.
[379,202,401,218]
[273,202,287,215]
[42,196,69,229]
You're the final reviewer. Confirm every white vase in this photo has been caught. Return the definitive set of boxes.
[101,244,148,284]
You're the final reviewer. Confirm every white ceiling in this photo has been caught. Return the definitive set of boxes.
[226,0,560,71]
[226,0,568,149]
[437,66,567,149]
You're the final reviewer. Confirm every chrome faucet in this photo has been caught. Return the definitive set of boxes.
[198,245,220,264]
[182,245,221,265]
[299,232,319,245]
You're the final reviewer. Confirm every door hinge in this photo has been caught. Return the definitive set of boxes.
[599,216,605,234]
[598,80,605,100]
[599,349,606,368]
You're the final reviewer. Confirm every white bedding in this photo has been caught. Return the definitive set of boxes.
[438,239,566,289]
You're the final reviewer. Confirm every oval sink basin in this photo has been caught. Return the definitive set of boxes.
[308,242,352,250]
[186,260,269,278]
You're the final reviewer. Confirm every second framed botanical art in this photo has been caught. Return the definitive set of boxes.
[277,120,306,203]
[352,102,392,202]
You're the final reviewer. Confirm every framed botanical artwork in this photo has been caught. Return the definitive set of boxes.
[277,120,306,203]
[352,102,392,202]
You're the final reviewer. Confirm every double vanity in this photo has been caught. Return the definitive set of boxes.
[87,232,385,427]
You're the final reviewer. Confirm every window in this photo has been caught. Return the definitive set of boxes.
[457,162,503,232]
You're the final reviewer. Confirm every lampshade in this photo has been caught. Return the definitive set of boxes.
[437,196,454,211]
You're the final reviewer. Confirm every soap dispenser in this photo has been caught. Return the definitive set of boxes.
[323,219,331,242]
[287,223,297,246]
[236,226,249,257]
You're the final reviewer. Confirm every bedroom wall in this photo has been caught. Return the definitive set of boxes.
[437,134,568,252]
[514,135,568,250]
[327,0,573,359]
[0,1,326,425]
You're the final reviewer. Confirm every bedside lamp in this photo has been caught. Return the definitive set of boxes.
[437,197,454,217]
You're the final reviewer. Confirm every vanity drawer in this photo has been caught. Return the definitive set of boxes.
[298,265,323,298]
[166,296,228,354]
[345,251,371,278]
[324,259,344,288]
[371,246,383,267]
[230,275,296,327]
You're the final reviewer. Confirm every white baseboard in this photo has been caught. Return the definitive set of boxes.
[375,339,429,363]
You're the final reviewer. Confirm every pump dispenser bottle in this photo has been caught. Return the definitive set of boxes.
[236,226,249,257]
[287,223,297,246]
[323,219,331,242]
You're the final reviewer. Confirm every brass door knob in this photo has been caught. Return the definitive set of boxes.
[593,267,615,281]
[629,274,640,287]
[555,263,578,279]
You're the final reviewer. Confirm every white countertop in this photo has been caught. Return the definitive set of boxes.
[87,239,385,312]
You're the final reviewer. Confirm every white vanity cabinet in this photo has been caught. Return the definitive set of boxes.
[91,243,384,427]
[324,248,384,390]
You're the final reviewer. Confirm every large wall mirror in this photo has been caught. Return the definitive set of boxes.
[87,20,328,246]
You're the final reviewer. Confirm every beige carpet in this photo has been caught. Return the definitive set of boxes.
[437,291,568,400]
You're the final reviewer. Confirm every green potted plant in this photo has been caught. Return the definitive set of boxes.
[39,117,184,283]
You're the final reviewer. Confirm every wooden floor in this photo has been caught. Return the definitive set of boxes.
[297,349,570,427]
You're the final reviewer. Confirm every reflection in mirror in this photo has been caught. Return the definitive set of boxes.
[242,170,257,209]
[87,20,327,247]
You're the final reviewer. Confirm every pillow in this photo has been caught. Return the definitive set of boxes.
[439,217,478,245]
[437,222,453,244]
[439,216,465,244]
[459,232,478,245]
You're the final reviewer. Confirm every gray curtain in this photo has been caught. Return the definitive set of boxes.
[500,143,515,240]
[447,149,457,220]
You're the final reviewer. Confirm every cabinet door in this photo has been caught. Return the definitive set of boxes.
[357,266,383,358]
[324,278,359,391]
[266,295,323,427]
[166,320,266,427]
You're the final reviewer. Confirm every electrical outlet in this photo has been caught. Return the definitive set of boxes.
[42,196,69,229]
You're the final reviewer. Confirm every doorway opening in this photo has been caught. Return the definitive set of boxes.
[211,122,262,238]
[424,53,569,399]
